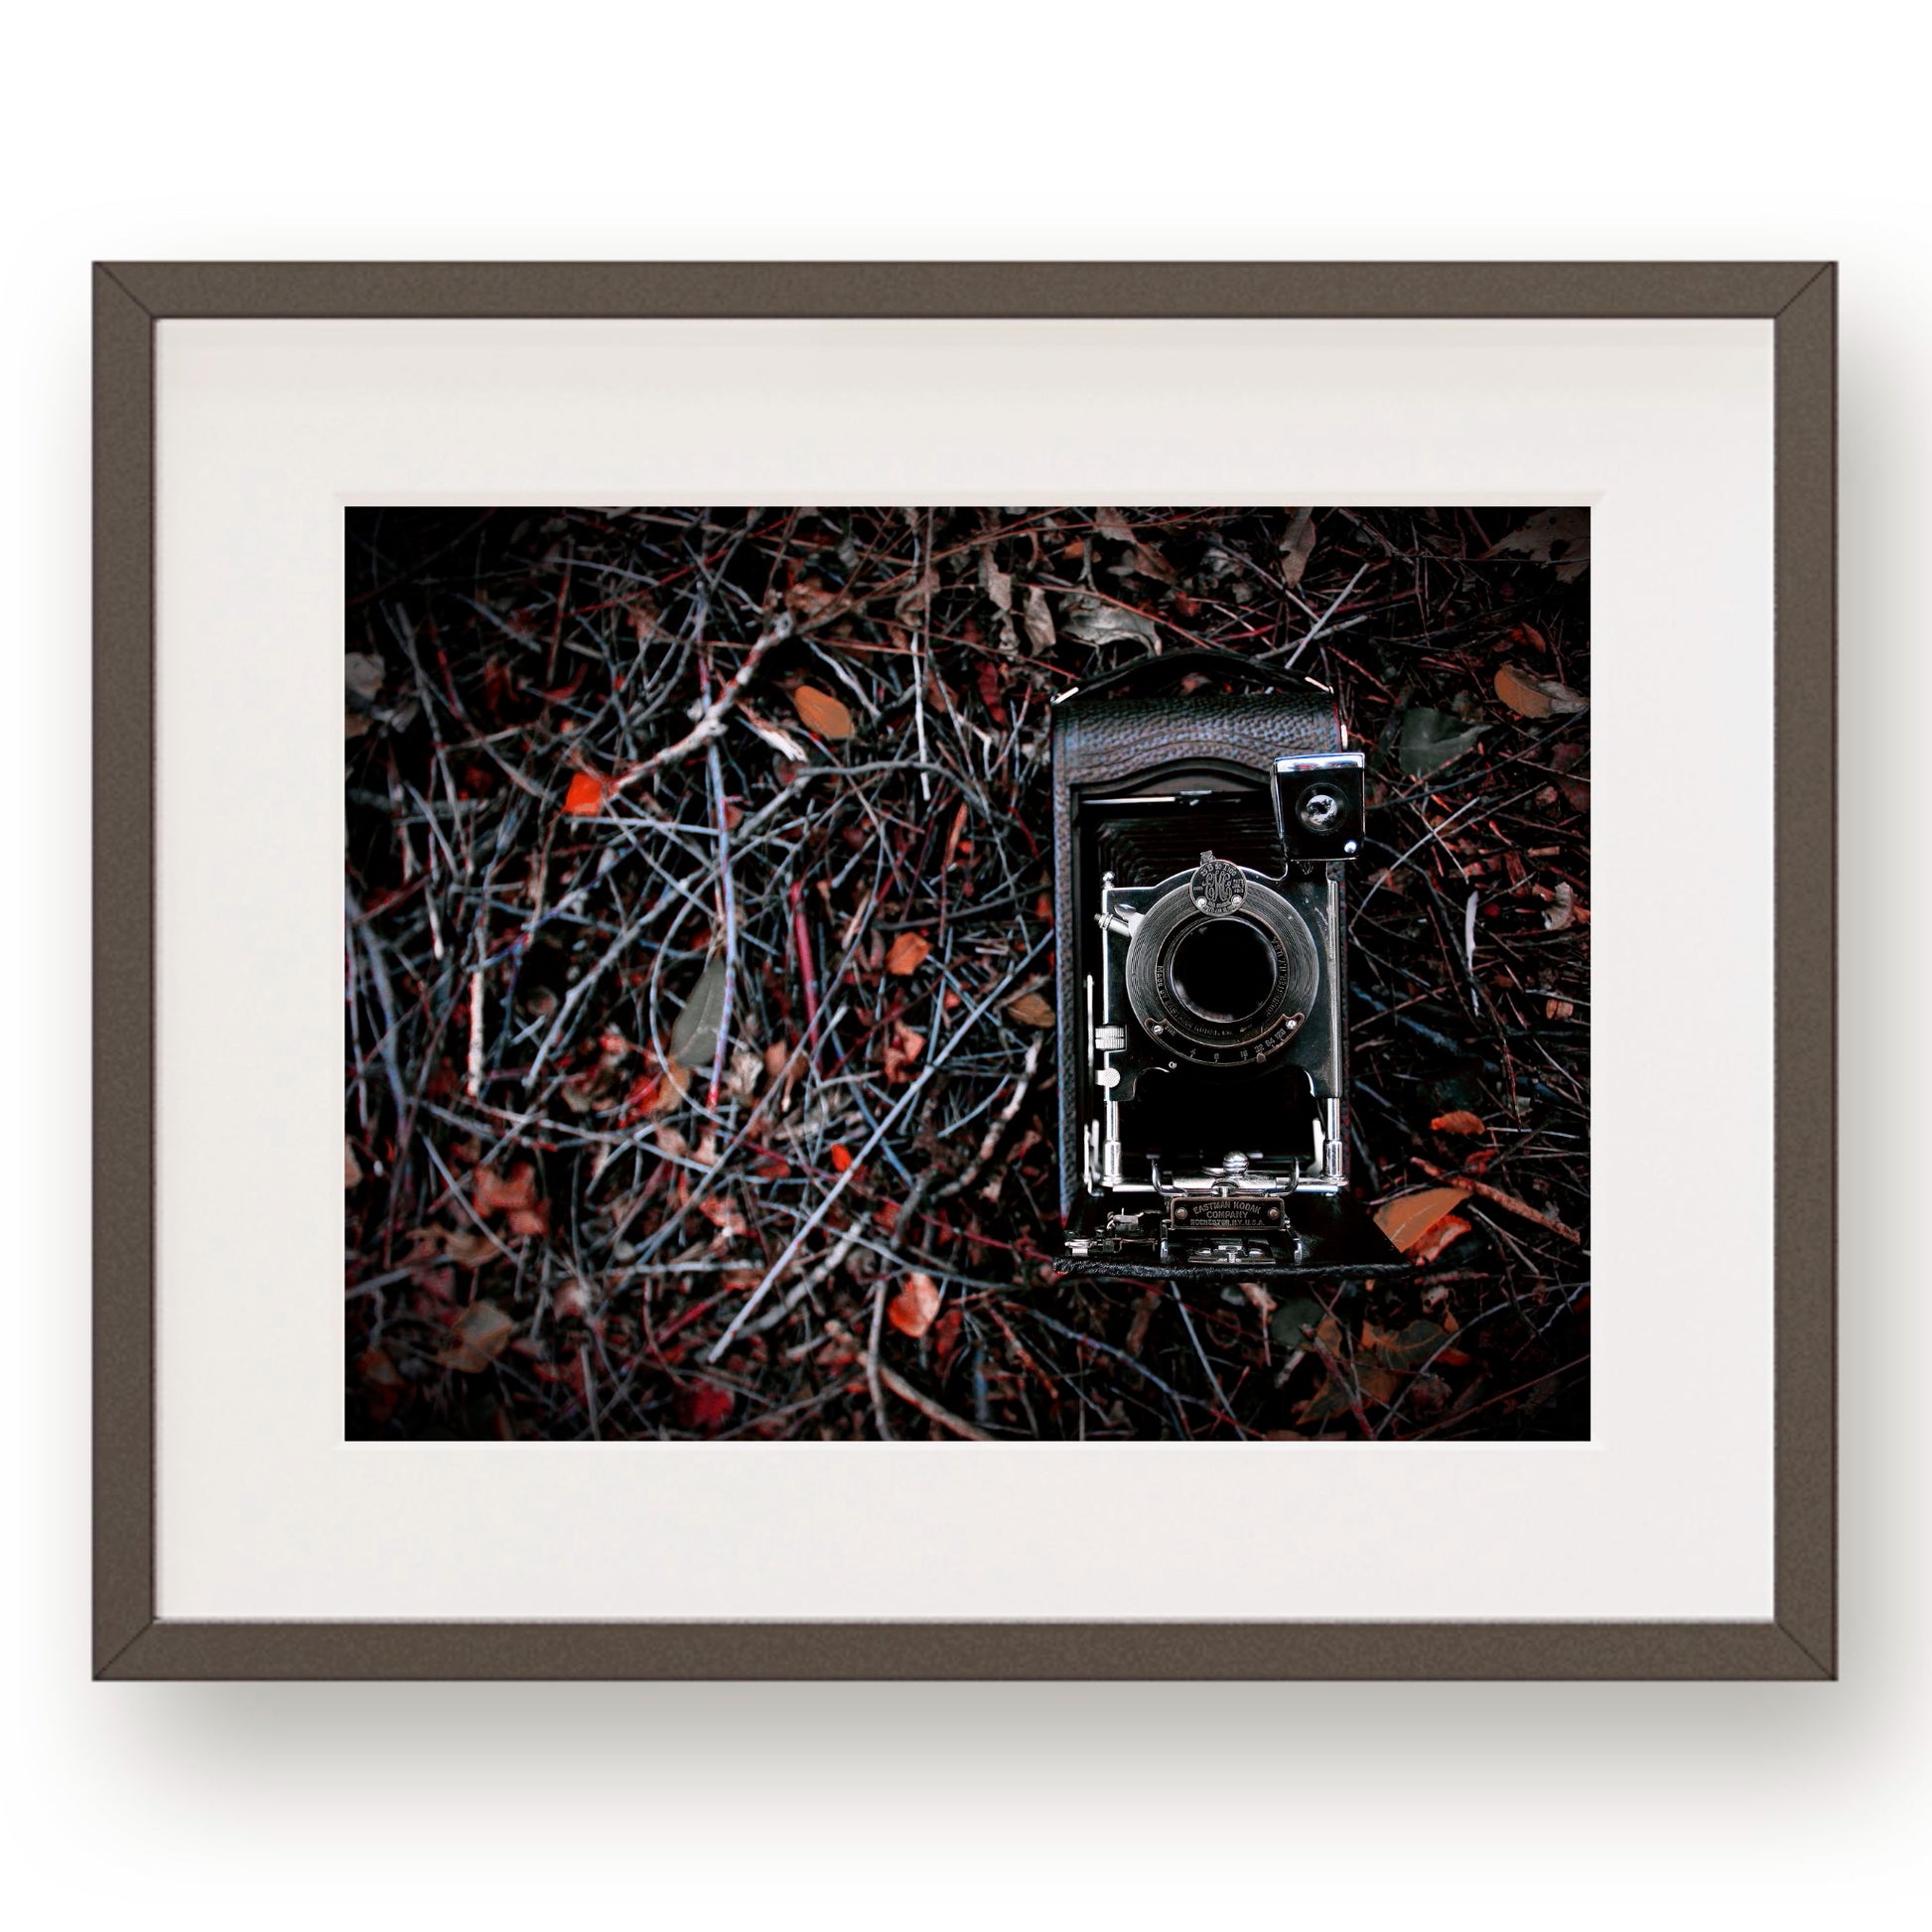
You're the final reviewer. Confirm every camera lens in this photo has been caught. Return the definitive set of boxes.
[1169,918,1279,1024]
[1123,872,1319,1068]
[1298,785,1344,833]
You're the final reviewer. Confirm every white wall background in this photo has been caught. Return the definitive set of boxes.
[2,4,1923,1926]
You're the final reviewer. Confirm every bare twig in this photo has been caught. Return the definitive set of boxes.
[607,611,793,796]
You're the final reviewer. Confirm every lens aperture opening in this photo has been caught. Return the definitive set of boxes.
[1169,918,1278,1025]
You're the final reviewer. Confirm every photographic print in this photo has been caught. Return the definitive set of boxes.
[345,506,1589,1443]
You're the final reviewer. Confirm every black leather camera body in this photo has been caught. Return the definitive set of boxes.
[1051,651,1403,1279]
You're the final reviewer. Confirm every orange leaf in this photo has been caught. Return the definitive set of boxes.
[791,684,855,740]
[829,1143,855,1173]
[1431,1110,1487,1137]
[1005,992,1055,1030]
[1409,1213,1471,1265]
[1494,663,1555,718]
[1495,662,1587,719]
[884,931,931,976]
[562,768,615,815]
[1374,1185,1470,1255]
[888,1272,942,1338]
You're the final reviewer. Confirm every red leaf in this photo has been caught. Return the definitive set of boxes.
[698,1195,749,1238]
[1408,1213,1472,1264]
[562,768,615,816]
[888,1272,942,1338]
[678,1381,735,1433]
[474,1161,540,1219]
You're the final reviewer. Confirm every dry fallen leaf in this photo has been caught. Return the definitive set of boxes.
[1279,507,1317,590]
[894,566,940,627]
[1023,584,1056,652]
[1431,1110,1487,1137]
[1059,591,1160,649]
[441,1226,499,1268]
[1495,662,1588,719]
[345,651,385,701]
[783,577,846,626]
[443,1301,515,1373]
[562,768,615,816]
[888,1272,942,1339]
[1487,507,1590,582]
[698,1194,748,1239]
[474,1161,540,1219]
[1005,991,1055,1030]
[1374,1185,1471,1256]
[791,684,855,740]
[622,1054,690,1121]
[724,1046,762,1100]
[881,1019,926,1083]
[1360,1317,1450,1373]
[884,931,931,976]
[677,1380,735,1432]
[345,1137,363,1187]
[1408,1214,1472,1265]
[1494,662,1554,718]
[979,547,1013,613]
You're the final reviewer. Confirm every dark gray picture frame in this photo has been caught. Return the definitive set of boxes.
[93,262,1836,1681]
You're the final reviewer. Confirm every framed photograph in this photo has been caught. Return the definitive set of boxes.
[94,262,1834,1679]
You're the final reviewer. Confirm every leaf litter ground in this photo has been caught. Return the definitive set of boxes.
[345,506,1589,1442]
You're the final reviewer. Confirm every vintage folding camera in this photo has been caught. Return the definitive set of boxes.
[1051,651,1403,1278]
